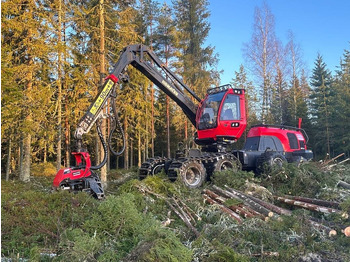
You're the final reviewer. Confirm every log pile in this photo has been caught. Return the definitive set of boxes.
[202,185,349,237]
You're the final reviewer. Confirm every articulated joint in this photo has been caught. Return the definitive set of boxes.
[105,74,119,83]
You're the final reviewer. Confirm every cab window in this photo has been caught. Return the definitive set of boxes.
[259,136,278,151]
[287,133,299,149]
[198,92,225,130]
[220,94,240,121]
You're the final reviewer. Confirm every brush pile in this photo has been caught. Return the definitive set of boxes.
[2,162,350,261]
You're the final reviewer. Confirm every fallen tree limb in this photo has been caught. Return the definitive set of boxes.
[203,194,242,223]
[177,198,202,222]
[322,153,345,166]
[166,199,200,237]
[135,184,200,237]
[328,158,350,168]
[252,252,279,257]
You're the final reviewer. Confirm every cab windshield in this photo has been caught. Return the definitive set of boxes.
[198,92,225,130]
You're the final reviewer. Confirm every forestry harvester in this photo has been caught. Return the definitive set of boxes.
[52,44,313,199]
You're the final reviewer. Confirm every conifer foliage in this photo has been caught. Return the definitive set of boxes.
[1,0,219,178]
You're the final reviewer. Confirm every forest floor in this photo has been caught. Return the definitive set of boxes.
[1,161,350,261]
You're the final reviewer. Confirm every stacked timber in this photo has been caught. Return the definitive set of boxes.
[202,185,349,237]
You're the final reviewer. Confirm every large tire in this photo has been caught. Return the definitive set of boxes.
[178,160,207,188]
[256,151,287,175]
[139,157,166,180]
[214,154,241,173]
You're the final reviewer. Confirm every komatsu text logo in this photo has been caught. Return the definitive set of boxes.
[162,80,178,96]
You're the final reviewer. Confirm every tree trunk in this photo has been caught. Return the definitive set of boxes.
[65,101,70,167]
[19,139,23,176]
[138,130,141,167]
[43,136,47,163]
[145,105,149,160]
[20,133,31,182]
[6,138,12,181]
[166,96,171,158]
[151,84,155,157]
[56,0,63,171]
[124,117,129,169]
[99,0,107,186]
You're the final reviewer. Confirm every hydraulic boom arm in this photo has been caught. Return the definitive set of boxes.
[75,44,199,142]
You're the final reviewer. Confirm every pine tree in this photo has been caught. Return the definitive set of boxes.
[154,2,177,158]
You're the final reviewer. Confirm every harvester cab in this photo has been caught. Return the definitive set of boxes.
[195,85,247,149]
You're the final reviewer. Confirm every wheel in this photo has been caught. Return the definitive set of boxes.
[139,157,166,180]
[214,154,241,173]
[256,151,287,175]
[179,160,207,188]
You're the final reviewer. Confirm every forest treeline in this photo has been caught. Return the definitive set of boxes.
[1,0,350,182]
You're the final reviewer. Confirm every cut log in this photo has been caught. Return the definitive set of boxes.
[308,219,337,237]
[343,226,350,237]
[211,186,266,219]
[222,185,275,218]
[288,196,340,209]
[242,192,292,216]
[203,194,242,223]
[203,189,255,218]
[275,196,345,216]
[337,180,350,190]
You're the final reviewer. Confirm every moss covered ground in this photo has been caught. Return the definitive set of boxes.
[1,162,350,261]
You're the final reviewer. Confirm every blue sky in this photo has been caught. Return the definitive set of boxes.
[205,0,350,85]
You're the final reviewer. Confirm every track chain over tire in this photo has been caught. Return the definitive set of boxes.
[212,153,242,173]
[256,151,287,175]
[139,157,168,179]
[167,153,242,188]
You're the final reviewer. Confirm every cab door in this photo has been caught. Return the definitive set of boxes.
[217,93,245,138]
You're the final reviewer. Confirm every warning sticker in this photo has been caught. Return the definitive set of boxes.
[296,133,304,140]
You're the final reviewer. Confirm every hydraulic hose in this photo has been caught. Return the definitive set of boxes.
[108,97,126,156]
[90,120,108,170]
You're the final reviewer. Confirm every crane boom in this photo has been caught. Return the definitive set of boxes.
[75,44,199,140]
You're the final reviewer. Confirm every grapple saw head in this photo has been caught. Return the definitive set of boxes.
[52,151,104,199]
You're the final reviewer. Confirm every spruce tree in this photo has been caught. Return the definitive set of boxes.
[332,47,350,157]
[173,0,220,143]
[2,0,52,181]
[310,54,334,158]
